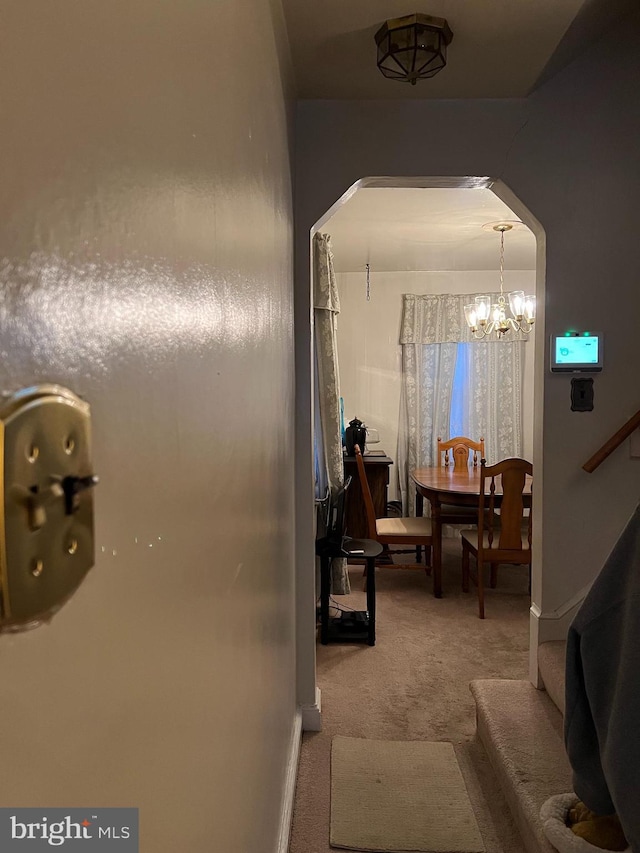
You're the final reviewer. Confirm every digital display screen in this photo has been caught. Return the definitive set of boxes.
[555,336,599,365]
[551,333,603,372]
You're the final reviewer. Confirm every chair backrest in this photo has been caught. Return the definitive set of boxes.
[438,436,485,471]
[479,457,533,553]
[326,476,352,548]
[354,444,378,539]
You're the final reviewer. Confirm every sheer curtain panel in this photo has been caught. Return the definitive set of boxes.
[397,341,456,515]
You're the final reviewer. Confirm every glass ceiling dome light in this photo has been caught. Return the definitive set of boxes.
[464,223,536,339]
[374,13,453,85]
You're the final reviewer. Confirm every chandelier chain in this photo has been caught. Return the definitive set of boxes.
[499,228,505,296]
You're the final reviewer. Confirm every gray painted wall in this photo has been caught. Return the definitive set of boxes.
[294,10,640,628]
[0,1,296,851]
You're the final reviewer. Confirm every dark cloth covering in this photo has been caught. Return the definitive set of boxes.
[565,503,640,851]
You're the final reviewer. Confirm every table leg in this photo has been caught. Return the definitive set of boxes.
[365,556,376,646]
[431,498,442,598]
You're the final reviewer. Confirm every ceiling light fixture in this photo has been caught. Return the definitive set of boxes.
[464,223,536,339]
[374,13,453,85]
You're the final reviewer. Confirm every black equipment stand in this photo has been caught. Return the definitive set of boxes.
[317,536,382,646]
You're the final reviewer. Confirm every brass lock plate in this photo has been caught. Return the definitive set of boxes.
[0,385,96,630]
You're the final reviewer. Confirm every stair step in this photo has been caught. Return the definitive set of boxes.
[471,679,573,853]
[538,641,566,717]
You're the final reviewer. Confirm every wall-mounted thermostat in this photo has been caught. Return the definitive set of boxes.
[550,331,603,373]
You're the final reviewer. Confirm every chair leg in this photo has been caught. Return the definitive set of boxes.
[416,491,424,562]
[462,542,470,593]
[424,545,432,576]
[490,564,498,589]
[477,557,485,619]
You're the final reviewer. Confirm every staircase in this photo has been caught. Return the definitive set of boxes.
[470,640,572,853]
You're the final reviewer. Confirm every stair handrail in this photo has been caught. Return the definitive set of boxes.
[583,408,640,473]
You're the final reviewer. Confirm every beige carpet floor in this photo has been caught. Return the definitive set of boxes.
[289,537,531,853]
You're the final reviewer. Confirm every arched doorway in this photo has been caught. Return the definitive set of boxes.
[296,176,546,730]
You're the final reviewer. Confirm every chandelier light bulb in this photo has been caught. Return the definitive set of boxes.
[475,295,492,324]
[463,303,478,331]
[508,290,526,319]
[523,295,536,323]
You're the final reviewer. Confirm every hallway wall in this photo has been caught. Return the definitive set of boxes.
[294,10,640,626]
[0,2,295,851]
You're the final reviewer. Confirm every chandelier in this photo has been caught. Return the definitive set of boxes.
[374,13,453,85]
[464,223,536,339]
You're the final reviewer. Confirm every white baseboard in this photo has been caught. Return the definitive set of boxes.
[529,581,592,685]
[300,686,322,732]
[277,709,303,853]
[529,607,543,687]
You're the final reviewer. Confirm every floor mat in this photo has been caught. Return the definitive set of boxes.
[330,735,486,852]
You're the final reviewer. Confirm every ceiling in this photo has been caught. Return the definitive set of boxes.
[281,0,633,99]
[322,187,537,273]
[288,0,634,273]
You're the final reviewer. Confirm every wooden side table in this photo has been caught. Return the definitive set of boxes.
[343,453,393,539]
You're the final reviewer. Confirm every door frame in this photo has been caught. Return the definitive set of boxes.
[295,176,547,729]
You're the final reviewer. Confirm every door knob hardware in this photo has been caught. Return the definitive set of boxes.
[11,480,65,532]
[59,474,100,516]
[0,385,97,631]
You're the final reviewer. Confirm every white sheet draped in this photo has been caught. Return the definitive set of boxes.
[314,233,350,594]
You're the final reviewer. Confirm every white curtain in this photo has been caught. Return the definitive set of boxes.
[397,342,457,515]
[397,293,524,515]
[313,233,350,595]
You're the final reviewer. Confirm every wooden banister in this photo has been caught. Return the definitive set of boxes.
[583,408,640,473]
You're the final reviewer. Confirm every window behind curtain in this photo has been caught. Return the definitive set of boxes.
[449,343,469,440]
[397,294,524,513]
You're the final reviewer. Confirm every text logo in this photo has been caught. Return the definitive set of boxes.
[0,809,138,851]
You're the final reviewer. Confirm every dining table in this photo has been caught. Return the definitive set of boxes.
[411,465,533,598]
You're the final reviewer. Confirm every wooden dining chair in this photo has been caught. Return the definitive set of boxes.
[354,444,432,573]
[438,436,484,471]
[460,457,532,619]
[435,436,486,525]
